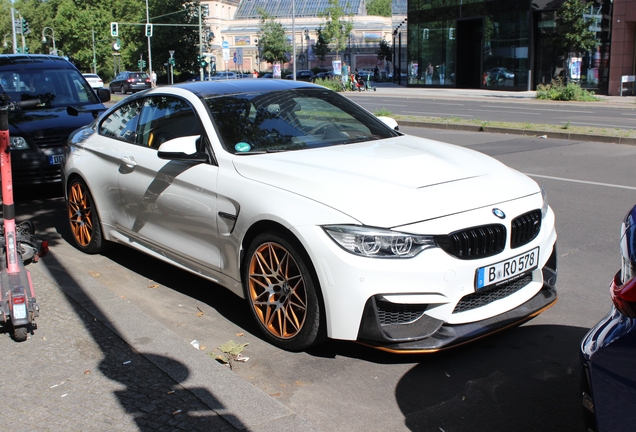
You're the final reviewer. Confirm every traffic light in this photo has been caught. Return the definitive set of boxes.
[145,24,153,37]
[200,57,207,67]
[22,19,30,35]
[110,22,118,37]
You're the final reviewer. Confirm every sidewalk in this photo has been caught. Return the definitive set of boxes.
[367,81,636,107]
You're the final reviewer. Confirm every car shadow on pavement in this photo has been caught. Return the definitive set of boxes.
[311,323,588,432]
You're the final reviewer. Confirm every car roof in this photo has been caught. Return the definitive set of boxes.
[83,73,100,78]
[0,54,77,70]
[171,79,319,97]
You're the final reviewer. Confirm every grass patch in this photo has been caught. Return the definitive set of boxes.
[536,77,600,102]
[374,107,393,117]
[390,114,636,139]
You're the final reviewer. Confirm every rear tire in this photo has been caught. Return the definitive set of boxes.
[12,326,27,342]
[67,178,107,254]
[243,231,323,351]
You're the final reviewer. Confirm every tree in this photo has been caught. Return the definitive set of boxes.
[558,0,598,56]
[257,9,291,66]
[375,39,391,64]
[318,0,353,60]
[366,0,391,17]
[312,27,329,66]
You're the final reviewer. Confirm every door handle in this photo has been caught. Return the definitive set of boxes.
[121,155,137,167]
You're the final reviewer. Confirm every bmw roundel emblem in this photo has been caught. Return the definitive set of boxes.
[492,208,506,219]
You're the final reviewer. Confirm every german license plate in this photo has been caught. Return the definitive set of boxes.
[13,304,26,320]
[48,154,64,165]
[476,247,539,289]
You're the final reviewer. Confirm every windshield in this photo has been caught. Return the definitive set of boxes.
[207,88,399,154]
[0,68,101,108]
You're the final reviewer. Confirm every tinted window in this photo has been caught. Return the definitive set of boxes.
[207,88,399,153]
[99,99,144,143]
[0,68,100,107]
[137,96,205,149]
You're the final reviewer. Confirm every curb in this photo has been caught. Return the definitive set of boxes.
[397,120,636,146]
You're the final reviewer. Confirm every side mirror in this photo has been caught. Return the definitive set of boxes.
[97,88,111,103]
[157,135,209,163]
[377,116,399,131]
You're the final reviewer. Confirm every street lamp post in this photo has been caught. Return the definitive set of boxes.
[304,29,309,70]
[41,27,56,55]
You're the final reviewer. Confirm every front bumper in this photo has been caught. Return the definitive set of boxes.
[357,247,558,352]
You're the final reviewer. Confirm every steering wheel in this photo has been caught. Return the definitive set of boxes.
[307,122,346,139]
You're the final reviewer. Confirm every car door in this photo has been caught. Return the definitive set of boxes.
[115,94,222,272]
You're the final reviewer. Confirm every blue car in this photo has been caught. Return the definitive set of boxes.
[580,204,636,432]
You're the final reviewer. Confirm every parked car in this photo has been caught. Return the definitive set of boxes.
[209,71,238,80]
[581,204,636,432]
[62,79,557,352]
[0,54,109,185]
[285,70,316,82]
[315,71,333,80]
[260,73,273,78]
[486,67,515,86]
[109,71,151,94]
[82,73,104,90]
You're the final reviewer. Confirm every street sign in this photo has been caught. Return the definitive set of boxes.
[222,48,230,61]
[222,41,229,49]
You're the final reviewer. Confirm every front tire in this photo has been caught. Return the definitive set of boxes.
[67,178,107,254]
[244,232,323,351]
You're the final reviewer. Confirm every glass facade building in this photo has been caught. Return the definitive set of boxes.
[405,0,612,92]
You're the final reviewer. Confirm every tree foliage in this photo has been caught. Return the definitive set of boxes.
[312,27,329,65]
[257,9,291,66]
[366,0,392,17]
[1,0,202,81]
[558,0,598,55]
[318,0,354,59]
[376,39,392,63]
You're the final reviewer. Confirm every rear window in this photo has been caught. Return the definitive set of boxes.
[131,73,149,79]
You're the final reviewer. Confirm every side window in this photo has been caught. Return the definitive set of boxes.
[137,96,205,150]
[99,99,144,143]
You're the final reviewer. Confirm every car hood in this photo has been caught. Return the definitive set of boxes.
[232,136,539,227]
[9,104,105,139]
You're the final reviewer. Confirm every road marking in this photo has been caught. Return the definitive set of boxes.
[481,105,595,114]
[527,174,636,191]
[481,109,541,115]
[404,111,474,117]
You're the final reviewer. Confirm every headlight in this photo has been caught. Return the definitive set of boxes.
[10,136,29,150]
[323,225,435,258]
[540,187,549,218]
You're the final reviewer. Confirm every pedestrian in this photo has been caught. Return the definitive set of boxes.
[437,62,446,85]
[426,63,433,85]
[150,70,157,88]
[253,69,258,78]
[341,61,349,91]
[373,66,379,81]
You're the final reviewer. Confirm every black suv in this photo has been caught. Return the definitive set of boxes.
[109,71,151,94]
[285,70,316,82]
[0,54,110,185]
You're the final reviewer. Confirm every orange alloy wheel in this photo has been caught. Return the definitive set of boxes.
[248,242,308,339]
[68,182,94,247]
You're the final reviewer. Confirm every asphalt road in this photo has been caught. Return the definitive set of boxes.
[10,127,636,431]
[347,93,636,130]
